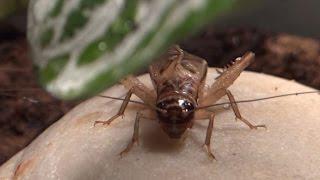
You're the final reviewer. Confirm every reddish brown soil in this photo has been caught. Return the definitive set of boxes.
[0,37,76,164]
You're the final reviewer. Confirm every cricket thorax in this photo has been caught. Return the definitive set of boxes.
[156,94,196,138]
[157,77,199,99]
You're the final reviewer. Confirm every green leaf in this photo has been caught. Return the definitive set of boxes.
[28,0,236,100]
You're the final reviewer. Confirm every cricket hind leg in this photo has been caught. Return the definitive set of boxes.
[226,90,266,129]
[198,52,255,107]
[149,45,184,85]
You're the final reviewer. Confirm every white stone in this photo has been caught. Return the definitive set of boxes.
[1,69,320,180]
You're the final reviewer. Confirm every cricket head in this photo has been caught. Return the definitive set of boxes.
[156,96,195,138]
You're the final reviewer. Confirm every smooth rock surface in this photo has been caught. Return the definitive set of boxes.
[1,69,320,180]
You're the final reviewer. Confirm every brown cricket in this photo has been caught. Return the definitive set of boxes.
[94,45,266,159]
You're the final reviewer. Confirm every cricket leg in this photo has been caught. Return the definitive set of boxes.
[199,52,255,107]
[121,76,156,106]
[194,110,216,160]
[215,67,227,79]
[149,45,183,83]
[215,68,224,75]
[226,90,266,129]
[119,111,143,157]
[95,75,156,126]
[203,114,216,160]
[94,89,133,126]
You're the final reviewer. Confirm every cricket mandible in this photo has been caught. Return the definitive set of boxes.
[94,45,266,159]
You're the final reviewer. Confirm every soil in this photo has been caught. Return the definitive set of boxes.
[0,27,319,165]
[0,32,76,164]
[181,28,320,89]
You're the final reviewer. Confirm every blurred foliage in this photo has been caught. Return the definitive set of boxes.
[28,0,237,100]
[0,0,29,20]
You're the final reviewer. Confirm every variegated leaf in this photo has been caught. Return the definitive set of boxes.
[28,0,235,100]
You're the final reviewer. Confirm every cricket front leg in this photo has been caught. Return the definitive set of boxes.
[94,89,133,126]
[119,108,155,157]
[226,90,266,129]
[119,112,143,157]
[195,110,216,160]
[121,75,156,106]
[95,76,156,126]
[203,114,216,160]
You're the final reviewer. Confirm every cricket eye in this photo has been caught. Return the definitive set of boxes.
[182,101,194,111]
[157,102,166,109]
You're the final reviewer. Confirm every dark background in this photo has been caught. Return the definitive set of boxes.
[3,0,320,38]
[216,0,320,38]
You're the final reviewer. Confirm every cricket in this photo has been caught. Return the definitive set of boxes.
[1,45,319,161]
[94,45,268,159]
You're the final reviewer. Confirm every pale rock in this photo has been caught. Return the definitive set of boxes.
[1,69,320,180]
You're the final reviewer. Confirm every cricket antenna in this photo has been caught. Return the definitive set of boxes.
[97,95,146,106]
[1,92,41,104]
[197,90,320,109]
[0,67,32,72]
[0,88,43,92]
[97,94,166,113]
